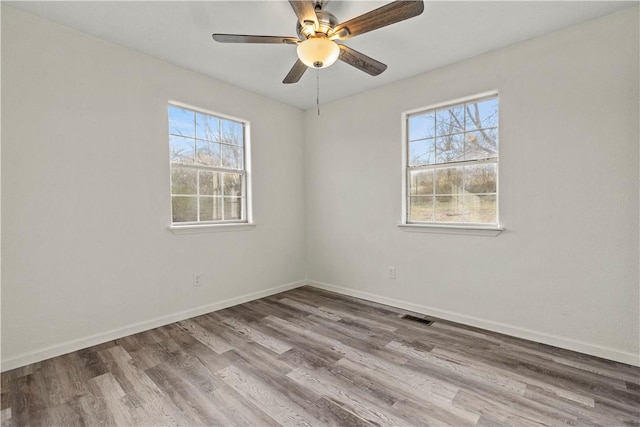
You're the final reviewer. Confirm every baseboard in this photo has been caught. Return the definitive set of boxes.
[6,279,637,370]
[307,280,640,367]
[1,280,306,372]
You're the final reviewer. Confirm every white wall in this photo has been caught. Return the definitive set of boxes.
[304,8,639,365]
[1,7,306,369]
[2,5,639,370]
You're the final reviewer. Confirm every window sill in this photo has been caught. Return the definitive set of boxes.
[398,223,504,237]
[168,223,256,234]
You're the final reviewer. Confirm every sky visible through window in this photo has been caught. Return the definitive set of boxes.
[408,97,498,166]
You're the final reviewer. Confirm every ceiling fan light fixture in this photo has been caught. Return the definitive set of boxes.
[296,37,340,69]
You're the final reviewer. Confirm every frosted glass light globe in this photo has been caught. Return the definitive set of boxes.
[296,38,340,69]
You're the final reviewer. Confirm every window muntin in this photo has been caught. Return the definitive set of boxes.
[168,104,247,224]
[406,95,498,225]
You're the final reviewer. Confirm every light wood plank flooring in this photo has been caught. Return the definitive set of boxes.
[2,286,639,426]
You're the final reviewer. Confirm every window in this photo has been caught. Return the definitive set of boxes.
[404,94,498,226]
[168,103,249,224]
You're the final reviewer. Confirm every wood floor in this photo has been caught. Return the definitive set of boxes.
[2,286,639,426]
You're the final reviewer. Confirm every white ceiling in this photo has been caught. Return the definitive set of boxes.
[7,1,635,110]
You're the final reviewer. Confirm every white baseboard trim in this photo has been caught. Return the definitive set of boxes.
[307,280,640,367]
[1,280,306,372]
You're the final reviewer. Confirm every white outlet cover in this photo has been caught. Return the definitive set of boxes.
[193,273,203,286]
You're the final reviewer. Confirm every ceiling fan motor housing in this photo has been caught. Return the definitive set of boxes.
[296,10,338,39]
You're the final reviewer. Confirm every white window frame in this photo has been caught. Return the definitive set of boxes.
[400,91,503,236]
[167,101,254,233]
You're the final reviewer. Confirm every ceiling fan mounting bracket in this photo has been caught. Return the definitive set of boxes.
[314,1,327,11]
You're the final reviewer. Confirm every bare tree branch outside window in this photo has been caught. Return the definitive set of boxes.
[168,105,247,223]
[406,95,498,224]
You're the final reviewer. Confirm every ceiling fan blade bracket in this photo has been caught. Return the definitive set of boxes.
[289,1,319,29]
[328,28,350,40]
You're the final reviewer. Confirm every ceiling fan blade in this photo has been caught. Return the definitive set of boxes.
[338,45,387,76]
[212,34,299,45]
[288,1,319,30]
[330,1,424,40]
[283,59,308,84]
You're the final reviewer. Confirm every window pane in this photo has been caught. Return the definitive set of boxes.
[196,113,219,142]
[223,173,242,196]
[171,168,197,195]
[196,140,221,166]
[435,195,463,222]
[408,113,435,141]
[436,167,463,195]
[464,129,497,160]
[172,196,197,222]
[169,135,195,164]
[224,197,242,220]
[409,170,434,195]
[463,195,496,223]
[409,196,434,222]
[464,164,497,194]
[168,106,194,137]
[406,96,498,226]
[221,120,243,146]
[409,138,435,166]
[435,133,464,163]
[199,196,213,221]
[436,106,464,136]
[199,196,222,221]
[168,104,248,225]
[221,144,243,169]
[465,98,498,131]
[199,171,221,196]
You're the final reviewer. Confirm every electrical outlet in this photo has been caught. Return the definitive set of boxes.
[193,273,203,287]
[388,266,396,280]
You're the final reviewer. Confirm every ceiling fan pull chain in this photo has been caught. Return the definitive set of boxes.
[316,69,320,116]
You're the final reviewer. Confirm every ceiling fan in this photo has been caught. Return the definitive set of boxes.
[212,1,424,84]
